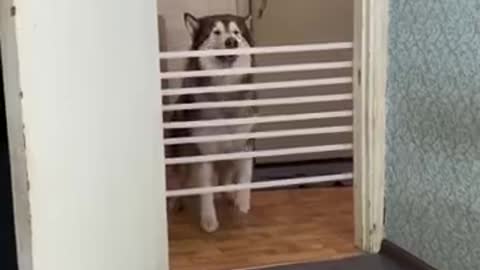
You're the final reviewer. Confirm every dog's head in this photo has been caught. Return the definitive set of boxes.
[184,13,253,65]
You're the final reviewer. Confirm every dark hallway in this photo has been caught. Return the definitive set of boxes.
[0,47,19,270]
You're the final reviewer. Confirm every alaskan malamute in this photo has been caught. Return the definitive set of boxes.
[166,13,256,232]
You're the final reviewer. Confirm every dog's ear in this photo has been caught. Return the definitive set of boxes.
[184,13,199,37]
[243,14,252,29]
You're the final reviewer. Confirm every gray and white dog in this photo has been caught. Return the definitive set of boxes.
[165,13,256,232]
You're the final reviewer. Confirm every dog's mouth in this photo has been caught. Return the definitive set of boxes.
[216,55,238,64]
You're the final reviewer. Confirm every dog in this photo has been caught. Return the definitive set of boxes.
[165,13,256,233]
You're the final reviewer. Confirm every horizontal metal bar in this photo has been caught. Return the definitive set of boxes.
[164,126,353,145]
[166,173,353,197]
[159,42,353,59]
[161,77,352,96]
[160,61,353,79]
[163,110,353,129]
[163,94,352,111]
[165,143,352,165]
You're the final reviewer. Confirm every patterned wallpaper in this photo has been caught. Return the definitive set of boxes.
[385,1,480,269]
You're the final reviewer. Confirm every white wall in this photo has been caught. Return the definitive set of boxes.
[8,0,168,269]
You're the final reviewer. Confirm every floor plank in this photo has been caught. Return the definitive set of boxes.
[168,187,359,270]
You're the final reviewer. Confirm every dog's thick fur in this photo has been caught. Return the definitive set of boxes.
[165,13,256,232]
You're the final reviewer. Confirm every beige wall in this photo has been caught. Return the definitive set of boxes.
[251,0,354,163]
[251,0,353,45]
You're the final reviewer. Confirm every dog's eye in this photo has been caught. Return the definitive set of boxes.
[213,30,221,35]
[233,30,240,35]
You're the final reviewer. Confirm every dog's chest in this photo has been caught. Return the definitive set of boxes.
[192,124,254,154]
[188,56,255,153]
[212,75,242,86]
[200,55,251,86]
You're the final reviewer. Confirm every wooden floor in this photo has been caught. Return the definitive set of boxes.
[168,187,359,270]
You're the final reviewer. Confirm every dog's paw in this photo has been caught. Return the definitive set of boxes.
[235,191,251,214]
[236,198,250,214]
[201,215,219,233]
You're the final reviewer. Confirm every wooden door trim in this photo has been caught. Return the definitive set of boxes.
[353,0,389,253]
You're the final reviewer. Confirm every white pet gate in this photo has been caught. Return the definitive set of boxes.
[160,42,354,197]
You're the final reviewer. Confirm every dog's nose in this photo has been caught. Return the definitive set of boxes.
[225,37,238,49]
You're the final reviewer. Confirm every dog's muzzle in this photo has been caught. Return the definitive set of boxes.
[216,37,239,63]
[225,37,239,49]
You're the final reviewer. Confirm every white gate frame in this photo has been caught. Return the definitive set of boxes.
[0,0,388,269]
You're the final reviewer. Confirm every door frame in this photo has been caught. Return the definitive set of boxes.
[353,0,388,252]
[237,0,389,253]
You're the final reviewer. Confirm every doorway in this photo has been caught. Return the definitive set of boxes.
[159,0,358,269]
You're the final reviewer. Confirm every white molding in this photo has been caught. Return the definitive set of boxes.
[0,1,33,270]
[353,0,388,253]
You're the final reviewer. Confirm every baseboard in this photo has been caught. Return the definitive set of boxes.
[381,240,437,270]
[254,157,353,169]
[252,158,353,188]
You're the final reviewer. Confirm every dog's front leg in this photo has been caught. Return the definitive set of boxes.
[235,158,253,214]
[196,163,219,232]
[166,166,184,213]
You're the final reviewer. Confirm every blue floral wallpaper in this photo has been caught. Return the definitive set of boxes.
[385,1,480,269]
